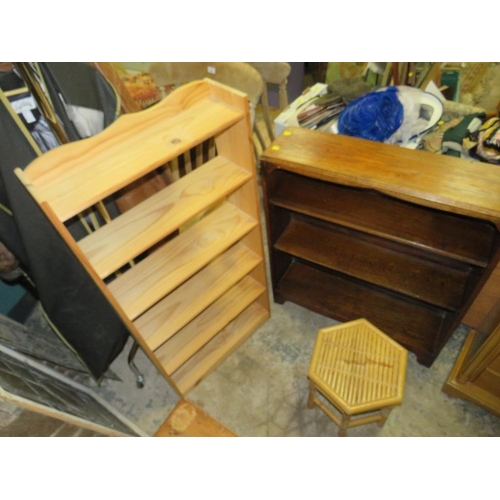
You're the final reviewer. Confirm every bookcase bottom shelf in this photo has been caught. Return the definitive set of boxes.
[275,260,452,366]
[169,301,269,394]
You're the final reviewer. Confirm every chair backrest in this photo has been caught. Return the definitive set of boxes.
[248,62,291,109]
[149,62,264,108]
[247,62,291,151]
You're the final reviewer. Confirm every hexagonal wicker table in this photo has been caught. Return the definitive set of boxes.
[308,319,407,436]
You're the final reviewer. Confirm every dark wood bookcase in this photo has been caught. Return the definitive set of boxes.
[261,127,500,366]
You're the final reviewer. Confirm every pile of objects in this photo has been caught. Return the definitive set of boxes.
[298,71,500,165]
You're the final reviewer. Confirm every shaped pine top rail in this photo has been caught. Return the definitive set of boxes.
[23,79,247,221]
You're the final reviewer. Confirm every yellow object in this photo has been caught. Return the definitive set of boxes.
[308,318,407,436]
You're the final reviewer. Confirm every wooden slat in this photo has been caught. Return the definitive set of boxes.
[108,202,257,320]
[156,276,264,370]
[24,81,245,221]
[136,244,262,351]
[171,301,269,394]
[79,157,252,278]
[271,172,495,267]
[274,217,471,310]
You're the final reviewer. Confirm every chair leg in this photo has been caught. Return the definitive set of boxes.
[253,123,266,152]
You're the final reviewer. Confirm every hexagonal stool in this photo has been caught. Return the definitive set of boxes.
[308,319,407,436]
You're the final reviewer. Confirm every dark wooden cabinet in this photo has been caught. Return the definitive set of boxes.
[261,127,500,366]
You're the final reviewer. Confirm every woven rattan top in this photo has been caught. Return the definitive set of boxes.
[308,319,407,414]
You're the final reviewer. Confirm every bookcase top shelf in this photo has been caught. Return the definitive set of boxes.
[261,127,500,228]
[23,79,246,222]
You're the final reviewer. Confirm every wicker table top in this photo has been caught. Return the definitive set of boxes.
[308,319,407,414]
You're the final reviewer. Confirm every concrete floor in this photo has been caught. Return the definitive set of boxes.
[89,271,500,437]
[3,63,500,437]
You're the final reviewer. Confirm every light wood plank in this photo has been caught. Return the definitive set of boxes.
[136,244,262,350]
[108,202,257,320]
[171,302,269,394]
[157,277,265,372]
[79,157,252,279]
[215,88,271,314]
[24,81,245,221]
[154,399,237,437]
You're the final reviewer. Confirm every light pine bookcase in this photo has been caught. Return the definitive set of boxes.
[16,79,270,396]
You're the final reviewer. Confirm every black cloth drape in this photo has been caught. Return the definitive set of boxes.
[0,63,129,380]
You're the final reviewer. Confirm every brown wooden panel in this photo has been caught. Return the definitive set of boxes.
[276,261,450,364]
[270,171,496,267]
[274,217,472,311]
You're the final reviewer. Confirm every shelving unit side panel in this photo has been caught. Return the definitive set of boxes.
[215,112,270,314]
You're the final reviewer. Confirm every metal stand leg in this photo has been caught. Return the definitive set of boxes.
[128,341,145,388]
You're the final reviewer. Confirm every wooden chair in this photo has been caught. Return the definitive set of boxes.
[248,62,291,149]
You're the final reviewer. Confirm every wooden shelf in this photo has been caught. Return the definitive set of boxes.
[156,275,264,373]
[271,171,495,267]
[17,79,270,396]
[136,246,262,351]
[108,202,257,321]
[28,88,245,222]
[262,126,500,367]
[276,261,449,363]
[79,156,252,279]
[274,217,472,311]
[170,301,269,394]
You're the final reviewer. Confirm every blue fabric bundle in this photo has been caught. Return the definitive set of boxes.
[337,86,404,142]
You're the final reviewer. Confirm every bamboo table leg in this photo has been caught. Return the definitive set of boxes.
[378,406,394,427]
[339,413,351,437]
